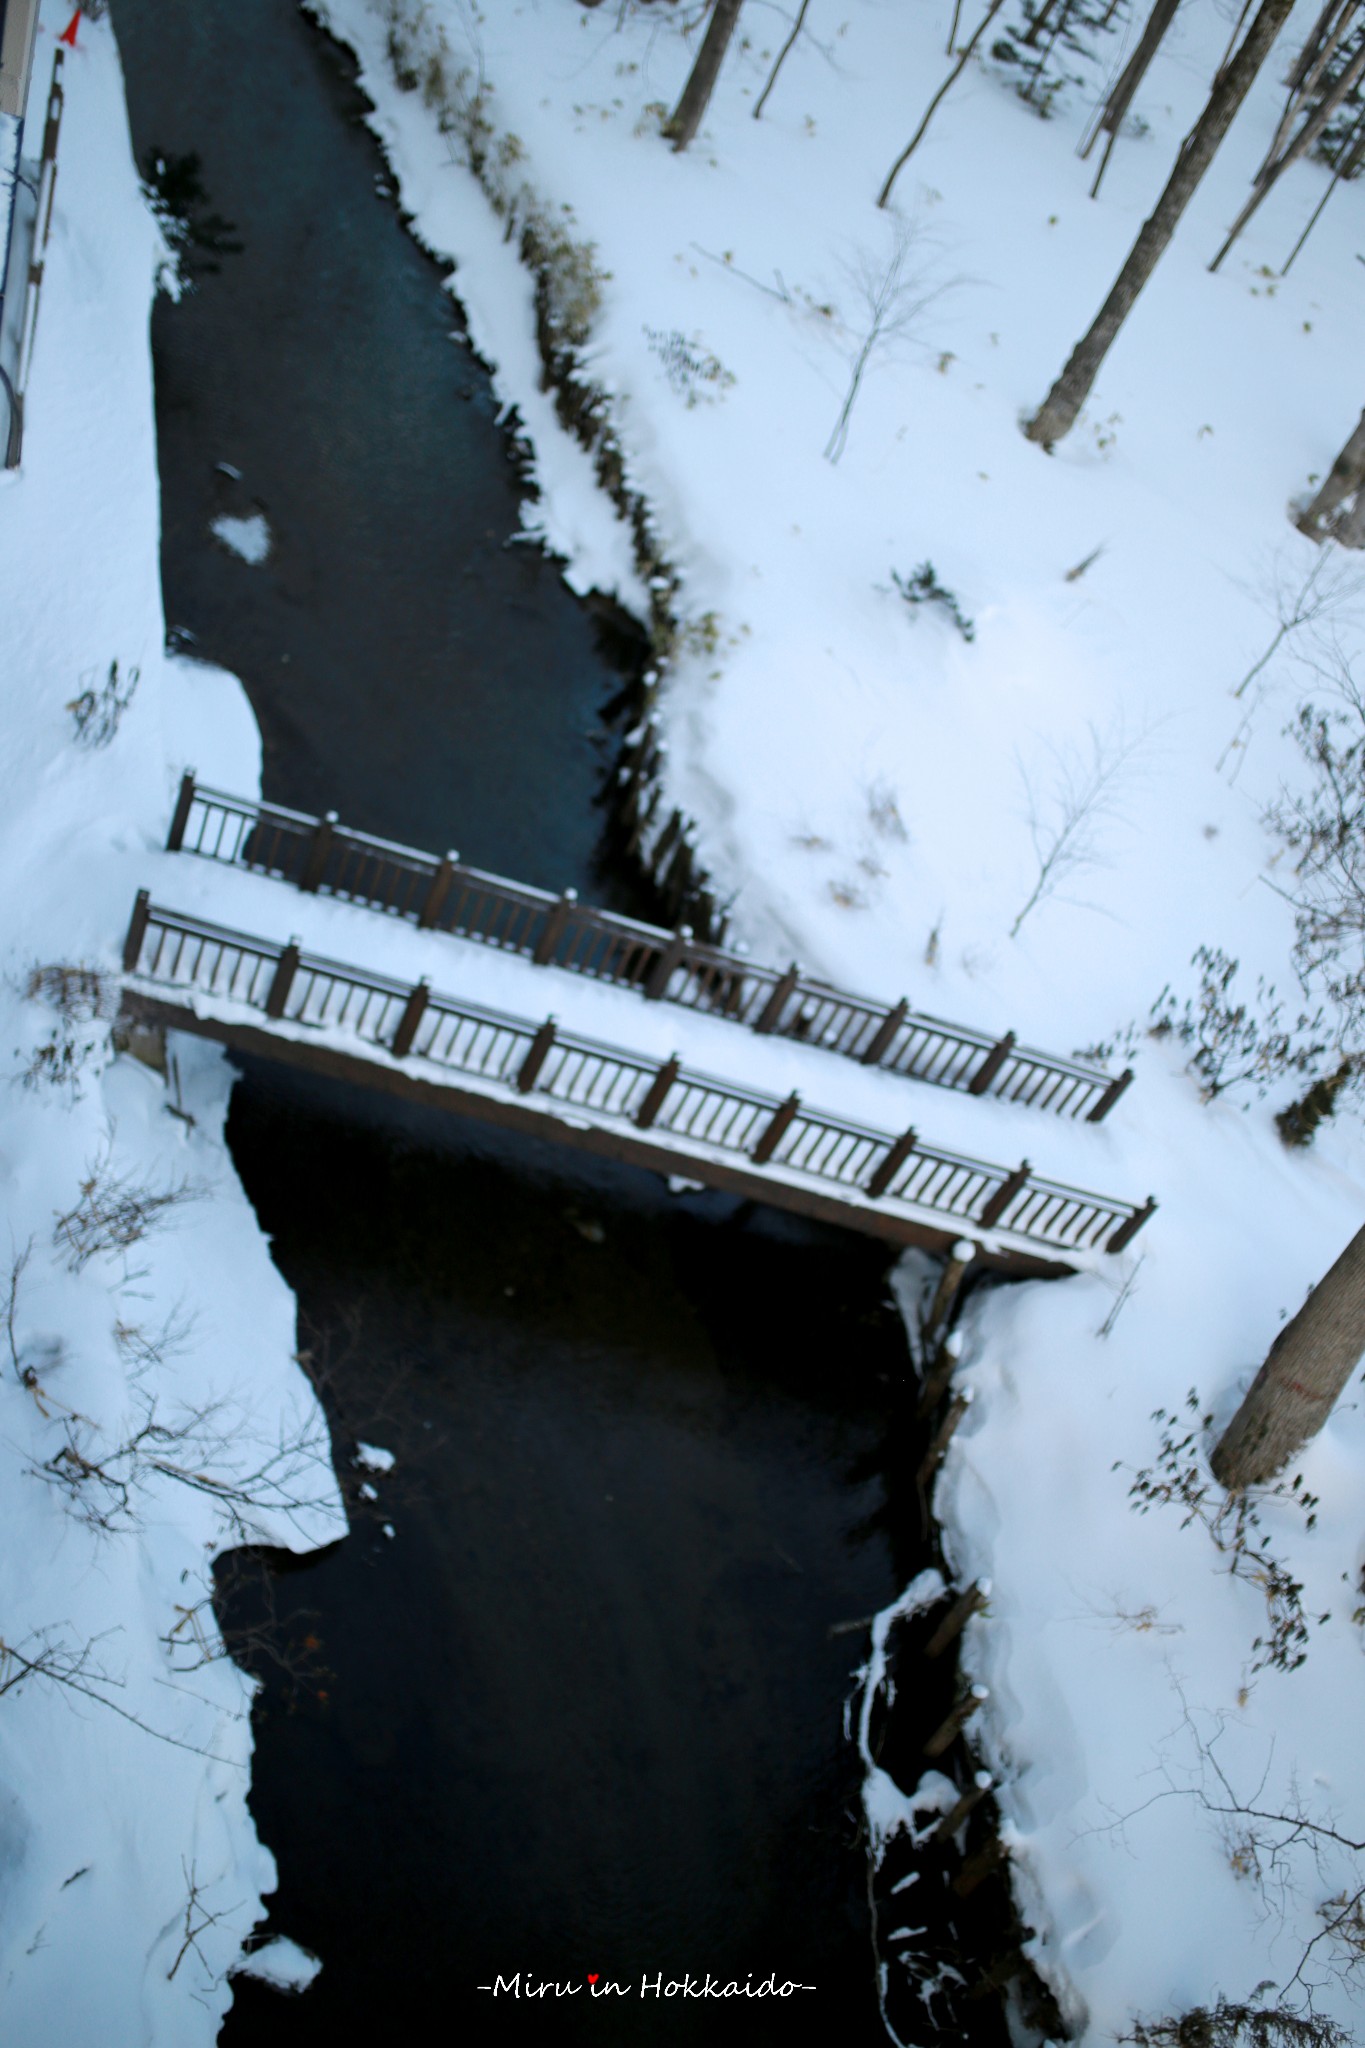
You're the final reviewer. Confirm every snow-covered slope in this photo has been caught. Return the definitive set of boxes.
[0,11,344,2041]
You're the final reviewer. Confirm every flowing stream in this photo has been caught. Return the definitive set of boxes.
[111,3,919,2039]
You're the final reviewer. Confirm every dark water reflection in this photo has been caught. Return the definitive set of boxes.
[222,1066,899,2045]
[115,0,637,893]
[109,0,907,2038]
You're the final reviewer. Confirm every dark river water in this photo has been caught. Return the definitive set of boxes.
[110,2,913,2040]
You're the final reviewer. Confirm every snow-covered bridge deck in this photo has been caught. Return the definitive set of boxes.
[166,776,1136,1125]
[120,890,1155,1276]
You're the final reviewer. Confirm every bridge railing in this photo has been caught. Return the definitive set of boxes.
[122,894,1155,1260]
[166,776,1133,1124]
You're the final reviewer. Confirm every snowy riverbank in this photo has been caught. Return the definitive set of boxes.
[0,10,344,2040]
[309,1,1365,2039]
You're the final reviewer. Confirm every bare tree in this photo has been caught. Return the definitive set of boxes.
[1025,0,1295,449]
[1209,13,1365,269]
[1232,545,1363,695]
[1079,0,1182,198]
[664,0,745,151]
[1295,407,1365,545]
[823,225,956,462]
[1279,96,1365,272]
[877,0,1008,208]
[752,0,811,119]
[1009,720,1148,935]
[1213,1218,1365,1485]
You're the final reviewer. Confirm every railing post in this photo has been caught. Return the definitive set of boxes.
[635,1054,680,1129]
[1087,1065,1135,1123]
[925,1241,975,1337]
[952,1837,1007,1899]
[1106,1196,1157,1254]
[917,1330,963,1418]
[866,1126,917,1199]
[166,771,197,853]
[533,889,578,966]
[923,1682,989,1760]
[860,996,909,1067]
[122,890,152,973]
[932,1771,994,1845]
[265,938,302,1020]
[752,1091,801,1164]
[644,925,692,1001]
[516,1017,558,1094]
[753,964,800,1036]
[968,1029,1016,1096]
[977,1160,1030,1231]
[925,1579,990,1660]
[391,978,431,1059]
[916,1388,972,1489]
[418,851,459,930]
[300,810,338,894]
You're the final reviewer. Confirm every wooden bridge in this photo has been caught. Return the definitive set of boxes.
[166,775,1135,1122]
[121,879,1156,1276]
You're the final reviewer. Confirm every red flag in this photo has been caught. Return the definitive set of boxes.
[58,11,80,47]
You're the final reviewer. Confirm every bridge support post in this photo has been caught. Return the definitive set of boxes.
[866,1125,917,1198]
[968,1030,1016,1096]
[1106,1195,1156,1253]
[265,939,302,1020]
[300,811,338,893]
[122,889,152,973]
[533,890,578,966]
[1087,1065,1135,1123]
[419,852,459,931]
[635,1054,680,1129]
[517,1017,558,1093]
[391,978,431,1059]
[752,1090,801,1164]
[754,964,800,1035]
[977,1161,1030,1231]
[860,997,909,1066]
[166,771,197,853]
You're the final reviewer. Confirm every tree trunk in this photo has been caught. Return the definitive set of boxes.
[664,0,745,152]
[1025,0,1294,448]
[1258,0,1356,178]
[1209,32,1365,269]
[1212,1218,1365,1485]
[877,0,1008,206]
[753,0,809,119]
[1295,406,1365,537]
[1080,0,1181,183]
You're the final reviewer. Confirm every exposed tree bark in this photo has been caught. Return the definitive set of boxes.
[664,0,745,152]
[1212,1218,1365,1485]
[1024,0,1294,449]
[1258,0,1357,178]
[877,0,1008,207]
[1023,0,1064,47]
[1295,406,1365,540]
[1079,0,1181,198]
[753,0,810,119]
[1209,30,1365,268]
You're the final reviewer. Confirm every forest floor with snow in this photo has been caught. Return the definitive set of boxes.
[304,0,1365,2040]
[0,8,343,2042]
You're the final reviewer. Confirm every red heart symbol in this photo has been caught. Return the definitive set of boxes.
[588,1975,599,1985]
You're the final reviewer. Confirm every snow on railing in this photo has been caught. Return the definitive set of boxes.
[166,775,1135,1124]
[122,893,1156,1260]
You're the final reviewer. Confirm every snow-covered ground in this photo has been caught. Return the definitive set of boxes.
[0,9,344,2042]
[303,1,1365,2039]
